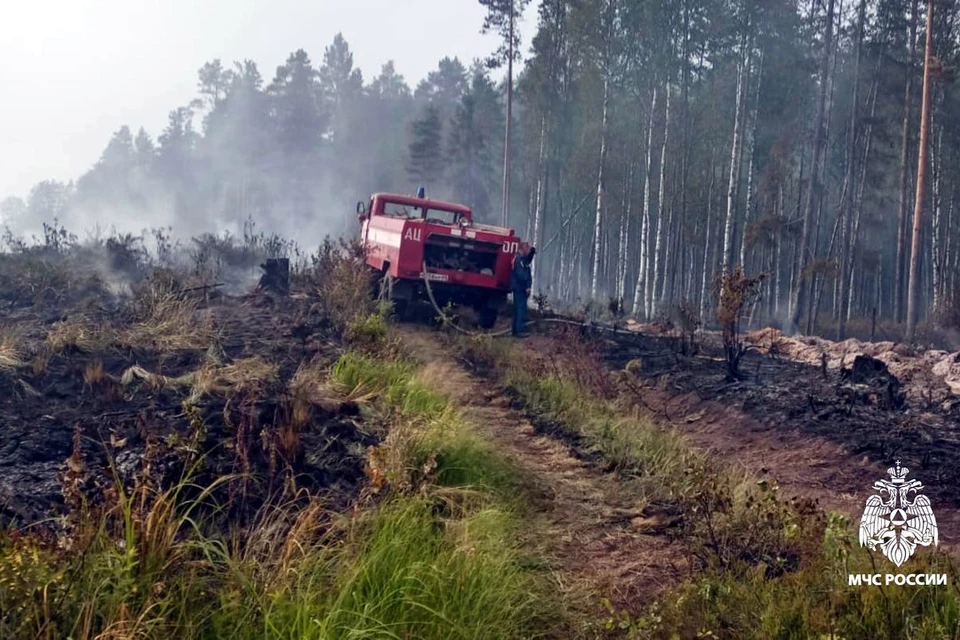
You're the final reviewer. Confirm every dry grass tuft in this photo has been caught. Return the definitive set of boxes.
[309,238,376,337]
[46,317,109,353]
[289,385,313,429]
[283,360,334,443]
[0,326,25,371]
[83,360,105,387]
[289,358,342,412]
[218,356,278,393]
[185,363,224,403]
[181,357,279,404]
[120,364,169,391]
[121,291,213,351]
[31,351,51,375]
[118,356,306,407]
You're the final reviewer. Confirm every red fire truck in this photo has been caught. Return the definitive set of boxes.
[357,191,523,328]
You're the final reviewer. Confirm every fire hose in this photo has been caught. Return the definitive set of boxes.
[420,261,514,337]
[417,261,616,337]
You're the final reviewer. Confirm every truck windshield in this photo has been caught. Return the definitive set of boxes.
[422,208,461,225]
[380,201,464,224]
[382,202,420,219]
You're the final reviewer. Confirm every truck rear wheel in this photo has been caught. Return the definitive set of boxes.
[393,298,409,320]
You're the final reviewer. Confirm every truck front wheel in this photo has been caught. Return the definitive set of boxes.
[477,306,497,329]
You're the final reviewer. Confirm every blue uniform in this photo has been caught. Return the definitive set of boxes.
[511,252,533,336]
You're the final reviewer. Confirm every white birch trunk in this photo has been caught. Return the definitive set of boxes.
[846,72,878,321]
[590,78,610,301]
[740,50,763,269]
[618,165,633,302]
[663,209,678,304]
[700,161,716,315]
[531,114,547,292]
[651,83,672,316]
[946,193,954,305]
[559,226,569,300]
[632,87,658,317]
[774,186,784,316]
[932,125,943,310]
[525,189,535,244]
[722,47,747,275]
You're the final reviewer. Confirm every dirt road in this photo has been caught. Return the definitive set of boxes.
[398,327,686,619]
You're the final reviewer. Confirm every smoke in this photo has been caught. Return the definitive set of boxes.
[1,45,510,287]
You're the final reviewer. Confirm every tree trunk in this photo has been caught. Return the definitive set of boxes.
[652,83,672,315]
[531,114,548,292]
[618,162,635,301]
[500,2,515,227]
[837,0,866,340]
[701,158,717,315]
[896,0,921,322]
[773,186,784,318]
[590,77,610,300]
[740,49,763,270]
[789,150,805,319]
[633,86,658,317]
[680,0,691,303]
[808,1,844,335]
[906,0,934,341]
[722,45,748,276]
[790,0,835,333]
[932,123,943,311]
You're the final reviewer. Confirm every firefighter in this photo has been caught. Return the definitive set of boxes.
[511,242,535,337]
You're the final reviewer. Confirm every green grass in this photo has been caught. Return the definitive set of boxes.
[457,333,960,640]
[308,498,549,639]
[0,348,560,640]
[459,335,706,507]
[330,351,525,500]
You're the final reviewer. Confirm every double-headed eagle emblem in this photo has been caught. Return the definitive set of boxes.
[859,461,938,567]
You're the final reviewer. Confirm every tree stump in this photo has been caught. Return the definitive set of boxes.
[259,258,290,295]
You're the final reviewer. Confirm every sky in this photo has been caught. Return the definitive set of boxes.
[0,0,536,202]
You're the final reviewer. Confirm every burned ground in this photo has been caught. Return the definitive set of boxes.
[590,325,960,530]
[0,286,377,528]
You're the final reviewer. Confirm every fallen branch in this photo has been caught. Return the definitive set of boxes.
[180,282,224,294]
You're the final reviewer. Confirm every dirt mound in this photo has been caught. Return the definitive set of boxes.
[846,354,893,384]
[837,355,905,410]
[741,328,960,404]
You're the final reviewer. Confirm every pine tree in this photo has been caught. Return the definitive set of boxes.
[408,105,445,191]
[479,0,533,225]
[134,128,156,169]
[447,78,494,216]
[415,57,468,125]
[319,33,363,113]
[268,49,326,155]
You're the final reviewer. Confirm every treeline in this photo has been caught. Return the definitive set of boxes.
[0,37,506,242]
[5,0,960,340]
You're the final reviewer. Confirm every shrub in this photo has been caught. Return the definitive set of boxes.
[308,238,376,338]
[713,267,765,379]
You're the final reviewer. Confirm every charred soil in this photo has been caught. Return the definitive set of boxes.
[0,290,376,527]
[595,325,960,543]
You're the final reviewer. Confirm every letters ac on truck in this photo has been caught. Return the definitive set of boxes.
[357,191,524,328]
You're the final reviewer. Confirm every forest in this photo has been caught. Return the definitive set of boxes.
[2,0,958,343]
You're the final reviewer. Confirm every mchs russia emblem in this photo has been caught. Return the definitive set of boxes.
[858,461,938,567]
